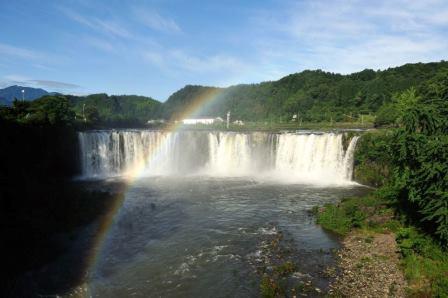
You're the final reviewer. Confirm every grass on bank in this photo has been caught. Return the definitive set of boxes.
[314,195,448,297]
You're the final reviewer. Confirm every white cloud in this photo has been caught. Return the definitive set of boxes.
[0,43,43,60]
[62,8,131,38]
[142,48,247,76]
[1,75,80,91]
[28,80,80,89]
[133,8,181,33]
[83,36,116,53]
[169,50,245,73]
[244,0,448,78]
[2,74,31,84]
[142,51,165,68]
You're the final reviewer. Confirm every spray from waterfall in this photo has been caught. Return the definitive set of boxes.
[78,130,359,184]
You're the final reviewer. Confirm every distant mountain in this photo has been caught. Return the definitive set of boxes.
[0,85,49,106]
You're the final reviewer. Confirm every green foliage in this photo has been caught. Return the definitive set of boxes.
[316,204,353,235]
[162,61,448,123]
[374,103,398,127]
[28,96,75,125]
[316,196,386,235]
[396,227,448,297]
[1,61,447,128]
[0,93,161,128]
[273,261,296,277]
[355,70,448,245]
[354,130,394,187]
[69,93,161,126]
[317,193,448,297]
[84,105,100,124]
[385,71,448,244]
[259,261,298,298]
[0,96,75,126]
[374,87,420,127]
[320,72,448,295]
[260,275,278,298]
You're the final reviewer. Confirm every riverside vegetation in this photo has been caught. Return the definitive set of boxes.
[314,70,448,297]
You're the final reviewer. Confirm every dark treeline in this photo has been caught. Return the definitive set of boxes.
[0,93,161,129]
[68,93,161,127]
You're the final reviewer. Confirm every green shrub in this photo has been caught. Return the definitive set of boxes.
[374,103,398,127]
[354,130,393,187]
[316,196,385,235]
[396,227,448,297]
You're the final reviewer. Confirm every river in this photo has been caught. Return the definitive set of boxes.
[36,130,369,297]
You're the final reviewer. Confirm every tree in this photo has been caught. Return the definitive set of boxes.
[374,103,398,127]
[388,80,448,244]
[26,96,75,126]
[84,106,100,124]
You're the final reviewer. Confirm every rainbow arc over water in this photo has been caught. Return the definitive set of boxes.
[81,88,225,283]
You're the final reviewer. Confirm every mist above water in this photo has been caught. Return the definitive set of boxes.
[78,130,359,185]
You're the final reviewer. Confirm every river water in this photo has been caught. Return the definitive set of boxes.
[85,177,368,297]
[38,129,370,297]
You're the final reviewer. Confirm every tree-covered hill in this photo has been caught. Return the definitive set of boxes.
[0,93,161,128]
[67,93,161,126]
[161,85,223,119]
[162,61,448,123]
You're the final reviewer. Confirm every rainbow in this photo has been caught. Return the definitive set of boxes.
[78,87,226,293]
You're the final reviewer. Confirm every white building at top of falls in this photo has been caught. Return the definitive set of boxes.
[182,117,224,125]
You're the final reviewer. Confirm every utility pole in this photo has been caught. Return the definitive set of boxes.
[226,111,230,129]
[83,103,86,122]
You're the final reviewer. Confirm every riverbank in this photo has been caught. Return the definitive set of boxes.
[314,194,448,297]
[144,121,374,132]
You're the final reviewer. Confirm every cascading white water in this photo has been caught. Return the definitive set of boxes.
[274,133,354,182]
[208,132,252,175]
[78,130,359,184]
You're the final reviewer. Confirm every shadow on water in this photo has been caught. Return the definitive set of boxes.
[1,179,127,297]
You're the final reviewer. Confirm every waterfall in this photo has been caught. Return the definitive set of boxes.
[78,130,359,183]
[208,132,251,175]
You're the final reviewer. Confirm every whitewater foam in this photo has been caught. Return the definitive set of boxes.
[78,130,359,184]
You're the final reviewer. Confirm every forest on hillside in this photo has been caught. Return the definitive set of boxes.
[162,61,448,123]
[0,61,447,127]
[0,93,161,128]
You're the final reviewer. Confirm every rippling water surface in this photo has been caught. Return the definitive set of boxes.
[85,177,368,297]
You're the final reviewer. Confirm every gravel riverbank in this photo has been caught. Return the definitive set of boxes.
[328,231,407,297]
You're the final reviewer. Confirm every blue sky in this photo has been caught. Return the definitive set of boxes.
[1,0,447,101]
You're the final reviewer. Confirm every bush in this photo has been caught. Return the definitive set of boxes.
[396,227,448,296]
[354,130,393,187]
[316,196,386,235]
[374,103,398,127]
